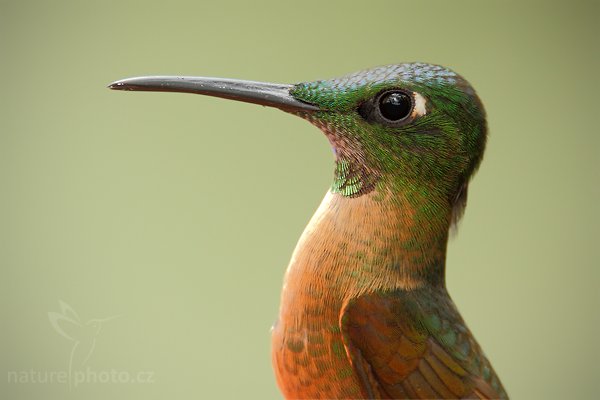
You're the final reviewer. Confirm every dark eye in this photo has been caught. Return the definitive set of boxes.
[357,89,414,125]
[378,91,412,122]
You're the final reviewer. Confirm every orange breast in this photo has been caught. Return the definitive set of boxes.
[271,189,448,399]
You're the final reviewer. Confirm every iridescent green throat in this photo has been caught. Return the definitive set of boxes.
[331,158,377,198]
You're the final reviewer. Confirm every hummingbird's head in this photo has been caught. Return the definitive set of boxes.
[109,63,486,224]
[290,63,486,213]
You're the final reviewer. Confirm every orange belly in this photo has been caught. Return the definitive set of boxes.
[270,190,363,398]
[271,281,364,399]
[270,190,443,399]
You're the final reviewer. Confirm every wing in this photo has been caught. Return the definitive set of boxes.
[340,287,507,399]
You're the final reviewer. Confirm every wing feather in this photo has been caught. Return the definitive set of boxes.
[340,287,507,399]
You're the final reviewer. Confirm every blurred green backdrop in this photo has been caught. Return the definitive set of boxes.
[1,1,598,399]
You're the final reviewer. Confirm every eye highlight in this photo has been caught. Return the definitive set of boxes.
[357,89,416,126]
[378,91,412,121]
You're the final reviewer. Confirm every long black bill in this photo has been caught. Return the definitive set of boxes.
[108,76,318,112]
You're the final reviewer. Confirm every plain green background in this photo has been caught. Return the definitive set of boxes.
[2,1,598,399]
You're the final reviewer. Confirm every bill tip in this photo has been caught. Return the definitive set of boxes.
[107,81,126,90]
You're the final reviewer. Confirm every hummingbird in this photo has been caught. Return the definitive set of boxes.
[109,63,507,399]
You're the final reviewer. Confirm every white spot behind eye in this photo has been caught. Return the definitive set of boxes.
[413,93,427,117]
